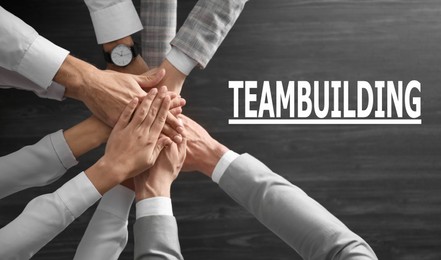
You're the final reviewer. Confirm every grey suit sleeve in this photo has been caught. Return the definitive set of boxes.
[0,130,77,199]
[218,153,377,260]
[134,215,183,260]
[171,0,250,68]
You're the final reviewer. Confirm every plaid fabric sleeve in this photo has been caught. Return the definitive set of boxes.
[171,0,249,69]
[140,0,177,67]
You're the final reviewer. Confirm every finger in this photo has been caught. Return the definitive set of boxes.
[169,95,184,110]
[143,86,168,130]
[168,91,177,100]
[114,98,138,130]
[169,107,182,116]
[162,123,183,144]
[148,93,171,140]
[131,88,157,127]
[166,111,185,135]
[178,138,187,157]
[137,68,165,89]
[151,136,173,162]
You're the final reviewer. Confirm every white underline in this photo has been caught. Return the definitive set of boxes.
[228,119,422,125]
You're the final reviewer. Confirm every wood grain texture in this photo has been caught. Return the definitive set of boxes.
[1,0,440,259]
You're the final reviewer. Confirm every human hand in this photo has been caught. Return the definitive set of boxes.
[134,138,186,200]
[142,69,186,143]
[85,86,173,194]
[56,55,165,127]
[103,60,186,143]
[179,115,229,177]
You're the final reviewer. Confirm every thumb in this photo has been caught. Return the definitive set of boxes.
[136,68,165,89]
[152,136,173,160]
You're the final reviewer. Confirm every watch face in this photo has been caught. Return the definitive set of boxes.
[111,44,133,67]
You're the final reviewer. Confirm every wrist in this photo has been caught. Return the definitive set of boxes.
[106,55,148,75]
[135,181,172,202]
[200,142,229,177]
[103,36,134,53]
[159,59,186,94]
[85,157,124,195]
[55,55,97,101]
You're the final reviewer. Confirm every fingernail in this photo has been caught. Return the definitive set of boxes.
[149,88,158,95]
[173,134,183,143]
[177,126,184,133]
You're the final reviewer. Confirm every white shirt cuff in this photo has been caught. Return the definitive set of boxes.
[212,150,240,184]
[89,1,143,44]
[49,130,78,170]
[136,197,173,219]
[56,172,102,218]
[44,82,66,101]
[17,35,69,88]
[166,47,198,76]
[98,185,135,220]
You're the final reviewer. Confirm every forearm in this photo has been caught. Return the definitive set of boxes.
[74,185,134,260]
[0,130,77,199]
[84,0,143,44]
[0,172,101,259]
[0,6,69,88]
[170,0,249,68]
[134,198,183,260]
[141,0,177,67]
[53,55,96,100]
[0,67,65,101]
[63,116,111,159]
[134,215,183,260]
[218,154,377,260]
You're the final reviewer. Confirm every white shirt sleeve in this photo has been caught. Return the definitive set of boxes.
[0,6,69,88]
[0,66,65,101]
[0,172,101,259]
[84,0,143,44]
[166,47,198,76]
[0,130,78,199]
[74,185,134,260]
[136,197,173,219]
[211,150,240,184]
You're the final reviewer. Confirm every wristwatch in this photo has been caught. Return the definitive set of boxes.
[103,43,140,67]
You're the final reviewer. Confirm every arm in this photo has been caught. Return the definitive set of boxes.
[74,89,180,260]
[0,7,167,127]
[84,0,149,74]
[0,88,173,258]
[154,0,250,94]
[0,117,110,199]
[0,6,68,89]
[0,66,65,101]
[218,154,377,260]
[180,115,377,260]
[73,185,134,260]
[140,0,177,68]
[133,138,186,260]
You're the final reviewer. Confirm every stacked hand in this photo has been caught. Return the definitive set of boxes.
[85,86,182,195]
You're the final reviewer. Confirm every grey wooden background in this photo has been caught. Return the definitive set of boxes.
[0,0,440,259]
